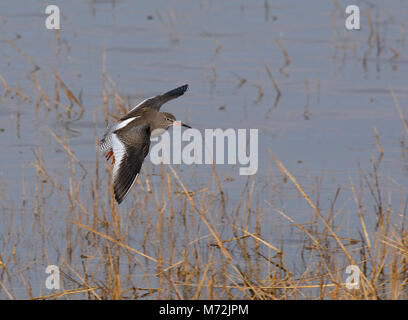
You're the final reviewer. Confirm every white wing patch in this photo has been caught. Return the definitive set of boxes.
[116,116,139,130]
[99,117,139,152]
[111,133,140,203]
[111,133,127,180]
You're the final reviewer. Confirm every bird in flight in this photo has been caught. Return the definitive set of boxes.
[98,84,191,204]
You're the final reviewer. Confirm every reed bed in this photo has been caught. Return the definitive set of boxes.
[1,131,406,299]
[0,74,406,299]
[0,7,407,299]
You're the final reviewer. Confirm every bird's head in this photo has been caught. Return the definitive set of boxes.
[161,112,191,129]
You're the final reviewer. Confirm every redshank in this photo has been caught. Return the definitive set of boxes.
[98,84,191,204]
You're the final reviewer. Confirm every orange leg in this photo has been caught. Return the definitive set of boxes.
[106,149,113,161]
[106,149,115,164]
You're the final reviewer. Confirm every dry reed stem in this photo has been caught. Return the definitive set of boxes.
[31,287,102,300]
[169,165,231,260]
[30,72,51,109]
[174,280,355,290]
[372,126,384,156]
[265,65,281,97]
[168,165,261,298]
[2,36,40,71]
[381,238,407,257]
[268,149,376,297]
[51,68,85,115]
[61,261,102,300]
[233,225,281,254]
[192,251,214,299]
[68,219,159,263]
[389,85,408,136]
[349,177,372,249]
[49,130,88,175]
[274,39,291,75]
[0,281,14,300]
[0,74,12,95]
[266,202,325,252]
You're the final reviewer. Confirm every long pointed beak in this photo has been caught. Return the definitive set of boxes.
[173,121,192,128]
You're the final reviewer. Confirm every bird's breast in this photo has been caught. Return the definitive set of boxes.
[150,128,167,138]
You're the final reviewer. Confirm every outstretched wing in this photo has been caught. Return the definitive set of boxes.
[98,117,140,153]
[98,123,116,152]
[111,123,151,204]
[121,84,188,120]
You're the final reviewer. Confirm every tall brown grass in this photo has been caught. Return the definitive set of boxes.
[0,37,407,300]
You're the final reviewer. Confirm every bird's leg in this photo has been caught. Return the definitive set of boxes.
[106,149,113,161]
[105,149,115,164]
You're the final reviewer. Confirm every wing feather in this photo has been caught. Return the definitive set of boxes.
[121,84,188,120]
[111,124,150,204]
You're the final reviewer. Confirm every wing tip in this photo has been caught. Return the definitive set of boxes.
[180,84,189,94]
[113,170,140,205]
[114,192,124,205]
[166,84,189,98]
[114,183,127,204]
